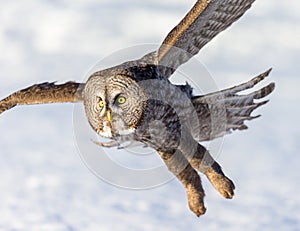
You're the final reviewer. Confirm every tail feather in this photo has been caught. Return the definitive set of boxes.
[191,69,275,141]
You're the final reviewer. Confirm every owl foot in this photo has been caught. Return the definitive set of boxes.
[186,184,206,217]
[205,168,235,199]
[212,175,235,199]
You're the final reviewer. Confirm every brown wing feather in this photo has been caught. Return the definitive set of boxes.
[0,82,84,114]
[157,0,255,78]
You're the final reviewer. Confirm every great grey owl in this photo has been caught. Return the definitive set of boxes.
[0,0,274,217]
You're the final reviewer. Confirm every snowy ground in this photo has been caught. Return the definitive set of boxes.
[0,0,299,230]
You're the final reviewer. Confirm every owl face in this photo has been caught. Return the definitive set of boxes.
[83,73,146,138]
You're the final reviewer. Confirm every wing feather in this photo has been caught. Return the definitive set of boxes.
[0,82,84,114]
[157,0,256,78]
[191,69,274,141]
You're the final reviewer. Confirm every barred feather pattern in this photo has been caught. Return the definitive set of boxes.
[157,0,256,78]
[192,69,275,141]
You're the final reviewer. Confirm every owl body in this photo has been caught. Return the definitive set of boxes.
[81,52,274,216]
[83,57,195,153]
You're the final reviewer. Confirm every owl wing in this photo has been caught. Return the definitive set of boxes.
[0,82,84,114]
[155,0,255,78]
[191,69,275,141]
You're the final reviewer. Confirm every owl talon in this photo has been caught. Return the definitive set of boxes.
[92,139,120,148]
[115,140,145,149]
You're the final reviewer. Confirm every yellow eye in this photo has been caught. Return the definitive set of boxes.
[99,100,105,108]
[97,97,105,108]
[117,96,126,104]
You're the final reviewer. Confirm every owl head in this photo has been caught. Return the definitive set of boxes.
[83,71,147,138]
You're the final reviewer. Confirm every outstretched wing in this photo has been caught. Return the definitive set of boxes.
[0,82,85,114]
[192,69,275,141]
[157,0,255,78]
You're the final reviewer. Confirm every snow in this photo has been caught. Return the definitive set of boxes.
[0,0,299,230]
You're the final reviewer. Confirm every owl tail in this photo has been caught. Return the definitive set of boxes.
[0,82,85,115]
[191,69,275,141]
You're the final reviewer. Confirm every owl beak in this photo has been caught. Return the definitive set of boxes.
[107,109,112,123]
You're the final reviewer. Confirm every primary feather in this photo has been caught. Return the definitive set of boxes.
[157,0,256,78]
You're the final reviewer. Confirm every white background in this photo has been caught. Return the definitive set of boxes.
[0,0,299,230]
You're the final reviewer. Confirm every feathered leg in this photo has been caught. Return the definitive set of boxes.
[158,151,206,217]
[178,129,235,199]
[192,144,235,199]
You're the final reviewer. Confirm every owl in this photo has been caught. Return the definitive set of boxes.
[0,0,274,217]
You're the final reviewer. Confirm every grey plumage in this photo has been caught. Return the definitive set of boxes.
[0,0,275,217]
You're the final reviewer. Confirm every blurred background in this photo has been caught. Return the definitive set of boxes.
[0,0,299,230]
